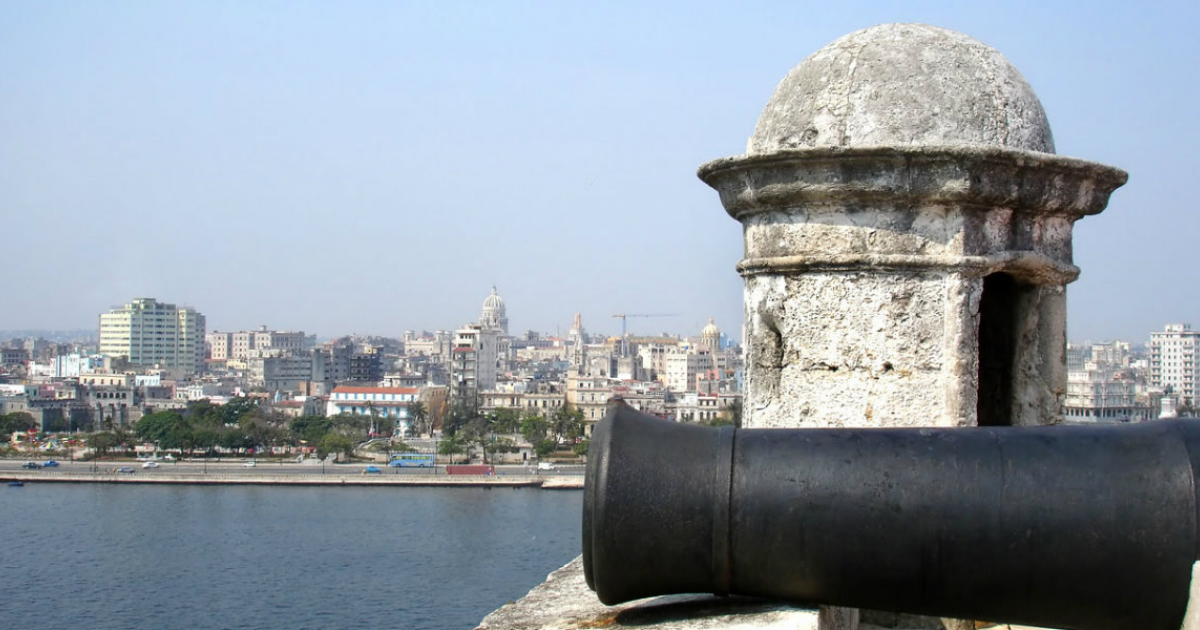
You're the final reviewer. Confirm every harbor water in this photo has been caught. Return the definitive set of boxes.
[0,484,582,630]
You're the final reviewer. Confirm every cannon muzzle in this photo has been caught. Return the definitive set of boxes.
[583,406,1200,630]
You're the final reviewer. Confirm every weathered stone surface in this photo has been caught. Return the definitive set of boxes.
[476,557,819,630]
[698,21,1127,630]
[483,21,1126,630]
[748,24,1054,154]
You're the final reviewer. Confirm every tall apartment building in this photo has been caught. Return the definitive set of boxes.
[1150,324,1200,404]
[98,298,206,377]
[449,323,498,404]
[663,350,715,393]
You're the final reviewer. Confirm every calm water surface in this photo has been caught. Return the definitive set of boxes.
[0,484,582,630]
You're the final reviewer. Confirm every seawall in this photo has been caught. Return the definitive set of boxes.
[1,471,583,489]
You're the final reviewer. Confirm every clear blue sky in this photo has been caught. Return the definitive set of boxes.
[2,1,1195,343]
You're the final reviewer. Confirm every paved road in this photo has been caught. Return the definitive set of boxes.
[0,459,586,477]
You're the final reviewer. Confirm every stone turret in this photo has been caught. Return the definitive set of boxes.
[481,22,1131,630]
[700,23,1127,432]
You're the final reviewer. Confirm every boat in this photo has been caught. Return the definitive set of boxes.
[8,481,24,487]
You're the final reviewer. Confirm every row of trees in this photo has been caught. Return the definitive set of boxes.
[14,395,619,463]
[79,397,390,461]
[439,403,588,461]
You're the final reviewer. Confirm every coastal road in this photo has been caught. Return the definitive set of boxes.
[0,459,586,477]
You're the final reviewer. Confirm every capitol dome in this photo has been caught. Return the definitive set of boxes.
[701,318,721,351]
[748,23,1055,155]
[482,286,505,313]
[481,287,508,334]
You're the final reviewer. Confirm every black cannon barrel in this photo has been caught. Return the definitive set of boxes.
[583,406,1200,630]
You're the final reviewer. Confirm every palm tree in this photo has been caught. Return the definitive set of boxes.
[408,401,428,437]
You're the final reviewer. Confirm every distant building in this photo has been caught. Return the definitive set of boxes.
[326,385,418,434]
[450,323,498,404]
[1063,365,1147,423]
[98,298,206,377]
[663,350,714,393]
[480,287,509,336]
[701,318,721,352]
[208,327,306,361]
[1150,324,1200,404]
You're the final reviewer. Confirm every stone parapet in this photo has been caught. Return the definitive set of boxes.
[477,557,820,630]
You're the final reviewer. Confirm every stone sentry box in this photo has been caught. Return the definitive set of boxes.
[479,22,1135,630]
[699,23,1126,432]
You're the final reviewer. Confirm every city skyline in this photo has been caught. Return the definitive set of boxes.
[3,2,1197,342]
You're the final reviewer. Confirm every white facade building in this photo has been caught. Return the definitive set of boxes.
[99,298,206,377]
[327,385,419,434]
[1063,366,1146,423]
[1150,324,1200,404]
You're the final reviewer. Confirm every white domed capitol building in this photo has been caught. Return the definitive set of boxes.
[480,286,508,335]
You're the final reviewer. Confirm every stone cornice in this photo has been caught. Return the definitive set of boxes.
[697,146,1127,220]
[737,252,1080,285]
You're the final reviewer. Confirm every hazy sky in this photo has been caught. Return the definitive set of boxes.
[2,1,1196,343]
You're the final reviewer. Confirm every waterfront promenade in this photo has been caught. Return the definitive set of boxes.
[0,459,584,489]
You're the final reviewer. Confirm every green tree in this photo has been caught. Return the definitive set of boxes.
[136,411,188,445]
[219,427,253,451]
[533,439,556,457]
[0,411,38,436]
[462,415,497,464]
[442,400,478,437]
[520,413,551,444]
[437,434,467,462]
[319,433,353,461]
[552,405,585,443]
[192,427,219,456]
[492,408,521,434]
[87,431,119,459]
[573,439,591,457]
[290,415,333,445]
[222,396,261,425]
[408,401,428,436]
[238,415,273,452]
[185,399,224,428]
[330,413,371,445]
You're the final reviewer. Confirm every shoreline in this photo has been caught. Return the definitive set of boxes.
[1,471,584,489]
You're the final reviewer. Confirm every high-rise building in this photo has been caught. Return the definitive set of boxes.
[98,298,206,377]
[449,323,498,404]
[1150,323,1200,404]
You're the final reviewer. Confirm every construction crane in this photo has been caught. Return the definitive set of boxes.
[612,313,678,356]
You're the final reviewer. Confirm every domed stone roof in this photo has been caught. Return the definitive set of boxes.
[748,23,1055,155]
[482,286,505,312]
[702,318,720,337]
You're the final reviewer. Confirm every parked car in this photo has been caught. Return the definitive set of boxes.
[142,461,160,469]
[42,460,60,467]
[243,460,257,467]
[163,454,176,461]
[115,467,135,474]
[21,462,41,469]
[362,466,382,474]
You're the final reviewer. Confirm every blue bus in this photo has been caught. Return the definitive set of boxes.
[389,453,436,468]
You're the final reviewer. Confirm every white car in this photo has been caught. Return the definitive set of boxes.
[243,461,257,467]
[163,454,176,461]
[142,461,160,469]
[537,462,557,471]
